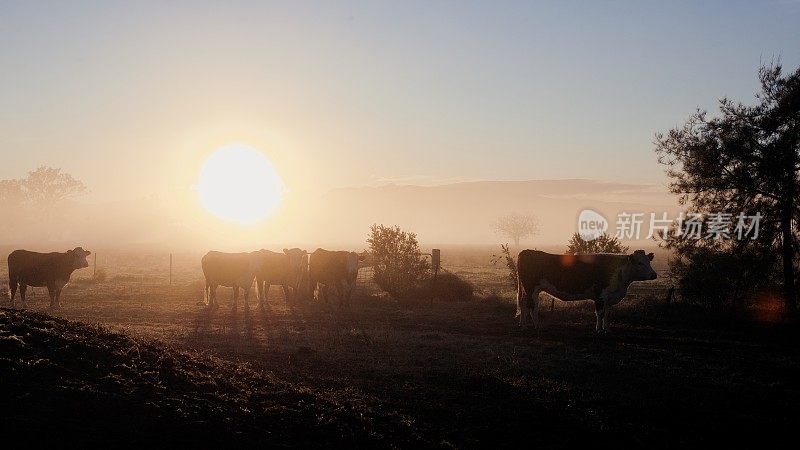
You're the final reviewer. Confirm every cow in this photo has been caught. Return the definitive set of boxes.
[516,249,657,333]
[254,248,308,308]
[7,247,91,309]
[201,251,262,310]
[308,249,360,308]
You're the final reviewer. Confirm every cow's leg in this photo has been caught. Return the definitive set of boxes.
[50,284,61,309]
[9,277,17,307]
[321,284,329,305]
[55,287,63,309]
[282,284,291,304]
[210,285,219,309]
[531,289,542,329]
[19,284,28,309]
[518,285,532,328]
[243,283,252,311]
[307,274,316,303]
[258,283,266,309]
[594,300,604,333]
[262,284,271,309]
[256,280,264,306]
[602,300,610,333]
[344,282,354,309]
[47,286,57,309]
[337,281,347,309]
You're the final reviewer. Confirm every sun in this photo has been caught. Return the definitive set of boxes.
[197,144,285,224]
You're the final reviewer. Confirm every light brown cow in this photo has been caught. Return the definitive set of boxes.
[254,248,307,308]
[201,251,262,310]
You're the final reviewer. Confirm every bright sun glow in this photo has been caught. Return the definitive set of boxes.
[197,145,285,224]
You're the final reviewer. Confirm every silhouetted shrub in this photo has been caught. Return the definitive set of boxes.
[490,244,517,288]
[368,224,430,299]
[566,232,628,254]
[432,272,473,302]
[672,247,775,309]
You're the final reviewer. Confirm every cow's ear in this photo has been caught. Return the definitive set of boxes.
[283,248,289,254]
[85,250,91,256]
[647,252,654,261]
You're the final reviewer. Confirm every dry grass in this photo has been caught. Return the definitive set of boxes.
[1,249,798,447]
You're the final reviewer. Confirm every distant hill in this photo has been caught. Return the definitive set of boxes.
[0,179,679,249]
[297,179,678,246]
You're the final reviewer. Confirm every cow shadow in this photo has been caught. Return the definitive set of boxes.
[192,305,215,337]
[191,292,259,344]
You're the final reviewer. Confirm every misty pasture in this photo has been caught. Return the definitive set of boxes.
[2,248,798,447]
[2,1,800,448]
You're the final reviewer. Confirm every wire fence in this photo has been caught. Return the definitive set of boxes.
[0,249,679,305]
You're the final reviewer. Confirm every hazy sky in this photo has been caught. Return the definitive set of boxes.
[2,0,799,202]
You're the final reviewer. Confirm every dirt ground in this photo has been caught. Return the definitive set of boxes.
[1,252,799,447]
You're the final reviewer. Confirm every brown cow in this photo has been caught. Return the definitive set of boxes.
[8,247,91,309]
[517,249,657,332]
[308,249,360,308]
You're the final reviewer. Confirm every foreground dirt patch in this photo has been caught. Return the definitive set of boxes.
[0,308,420,447]
[3,277,800,448]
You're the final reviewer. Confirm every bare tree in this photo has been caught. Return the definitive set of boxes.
[492,213,539,247]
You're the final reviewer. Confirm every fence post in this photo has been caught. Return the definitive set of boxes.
[169,253,173,286]
[430,249,441,305]
[431,249,441,274]
[93,252,97,277]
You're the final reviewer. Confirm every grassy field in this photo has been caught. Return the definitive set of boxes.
[1,249,798,447]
